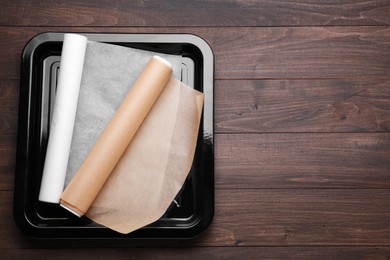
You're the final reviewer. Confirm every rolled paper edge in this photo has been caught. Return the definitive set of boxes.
[152,55,172,68]
[60,200,84,217]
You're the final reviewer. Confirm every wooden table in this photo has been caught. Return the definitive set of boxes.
[1,1,390,258]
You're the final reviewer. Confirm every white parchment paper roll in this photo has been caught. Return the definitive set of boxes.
[38,33,87,203]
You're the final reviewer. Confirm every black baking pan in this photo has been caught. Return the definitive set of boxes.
[14,33,214,239]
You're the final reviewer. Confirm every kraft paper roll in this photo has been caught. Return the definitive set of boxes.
[38,34,87,203]
[60,56,173,216]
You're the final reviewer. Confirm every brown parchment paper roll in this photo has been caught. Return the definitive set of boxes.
[60,56,173,216]
[86,77,203,234]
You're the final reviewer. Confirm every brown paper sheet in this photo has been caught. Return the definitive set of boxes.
[60,56,173,216]
[86,77,203,234]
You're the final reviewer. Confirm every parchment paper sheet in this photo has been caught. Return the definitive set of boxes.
[86,77,203,234]
[62,39,203,233]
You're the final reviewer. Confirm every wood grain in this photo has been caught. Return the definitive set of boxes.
[1,26,390,80]
[216,79,390,133]
[212,26,390,79]
[3,189,390,247]
[0,134,16,191]
[2,247,390,259]
[211,189,390,246]
[4,133,390,191]
[2,0,390,256]
[5,79,390,135]
[216,133,390,189]
[0,0,389,27]
[0,80,18,134]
